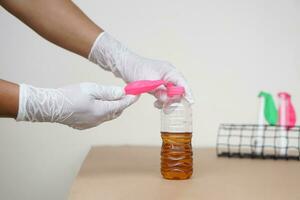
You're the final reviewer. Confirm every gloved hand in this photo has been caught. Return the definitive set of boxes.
[16,82,138,130]
[88,32,193,108]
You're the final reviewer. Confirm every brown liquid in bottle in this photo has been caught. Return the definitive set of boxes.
[161,132,193,180]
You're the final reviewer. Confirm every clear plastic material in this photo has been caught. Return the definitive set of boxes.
[160,98,193,180]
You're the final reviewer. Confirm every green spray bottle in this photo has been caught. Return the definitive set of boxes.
[258,92,278,126]
[253,91,278,154]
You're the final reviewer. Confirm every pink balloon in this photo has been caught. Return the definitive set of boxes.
[125,80,185,97]
[278,92,296,129]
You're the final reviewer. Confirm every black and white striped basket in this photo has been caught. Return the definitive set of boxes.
[217,124,300,160]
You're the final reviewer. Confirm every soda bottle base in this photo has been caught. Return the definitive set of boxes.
[160,132,193,180]
[161,171,192,180]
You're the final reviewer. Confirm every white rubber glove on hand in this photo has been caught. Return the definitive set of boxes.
[16,83,138,130]
[88,32,193,108]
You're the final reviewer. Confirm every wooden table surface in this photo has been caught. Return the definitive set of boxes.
[69,146,300,200]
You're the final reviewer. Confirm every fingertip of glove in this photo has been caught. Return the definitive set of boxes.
[102,86,125,100]
[184,93,195,105]
[113,87,126,99]
[125,94,140,105]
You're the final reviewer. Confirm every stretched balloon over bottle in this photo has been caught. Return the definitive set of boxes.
[124,80,185,97]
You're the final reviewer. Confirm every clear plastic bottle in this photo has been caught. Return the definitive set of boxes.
[161,98,193,180]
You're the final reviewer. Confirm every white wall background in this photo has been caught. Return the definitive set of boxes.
[0,0,299,199]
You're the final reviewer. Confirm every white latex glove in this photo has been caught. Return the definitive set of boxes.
[16,83,138,130]
[88,32,194,108]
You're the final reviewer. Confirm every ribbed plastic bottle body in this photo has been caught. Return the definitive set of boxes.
[160,98,193,180]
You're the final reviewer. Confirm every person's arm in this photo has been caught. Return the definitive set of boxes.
[0,80,19,118]
[0,0,194,106]
[0,79,138,130]
[0,0,102,58]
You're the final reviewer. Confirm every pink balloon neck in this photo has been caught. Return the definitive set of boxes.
[165,82,185,97]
